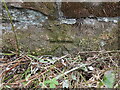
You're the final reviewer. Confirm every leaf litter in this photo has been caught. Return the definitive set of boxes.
[0,50,119,88]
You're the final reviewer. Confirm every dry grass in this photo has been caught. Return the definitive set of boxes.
[0,50,120,88]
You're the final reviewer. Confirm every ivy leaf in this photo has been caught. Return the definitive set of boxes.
[44,78,59,88]
[50,83,56,88]
[52,78,59,85]
[102,70,115,88]
[44,80,51,84]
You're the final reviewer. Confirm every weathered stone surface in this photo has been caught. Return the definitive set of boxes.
[2,2,119,56]
[6,2,120,19]
[6,2,57,19]
[2,20,118,56]
[118,21,120,50]
[61,2,120,18]
[0,3,2,52]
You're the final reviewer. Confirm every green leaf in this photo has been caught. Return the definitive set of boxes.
[99,80,104,87]
[0,53,15,56]
[5,85,11,88]
[22,81,27,85]
[39,83,42,86]
[44,79,59,88]
[50,83,56,88]
[44,80,51,84]
[102,70,115,88]
[52,78,59,85]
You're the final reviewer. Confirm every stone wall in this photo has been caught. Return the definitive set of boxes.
[6,2,120,19]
